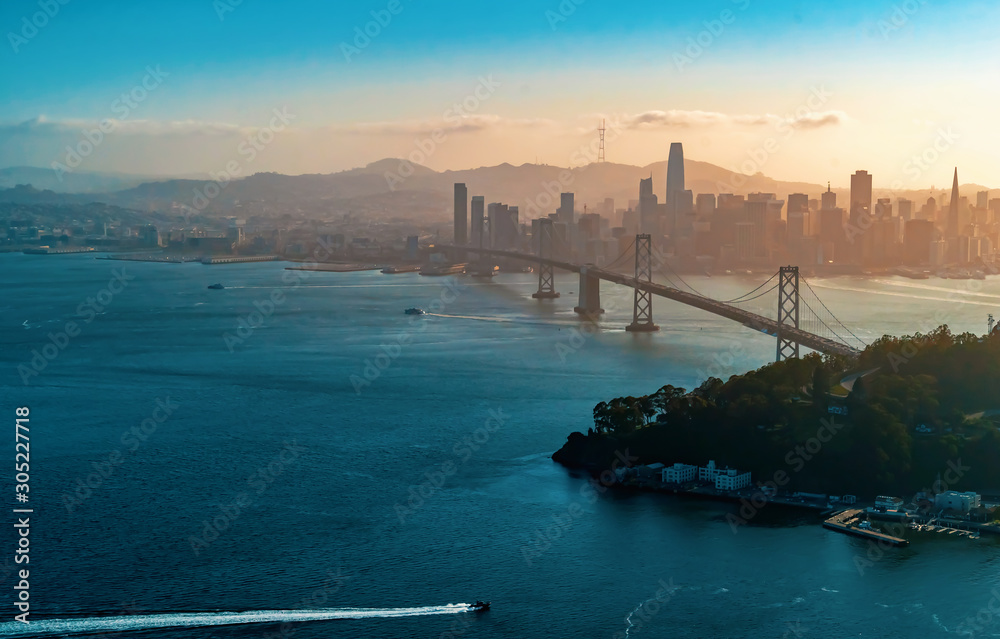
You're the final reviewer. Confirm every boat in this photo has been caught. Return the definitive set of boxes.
[381,265,421,274]
[404,308,426,315]
[471,600,490,612]
[419,264,466,276]
[207,283,225,289]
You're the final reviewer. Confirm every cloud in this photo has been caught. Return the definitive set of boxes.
[620,109,848,130]
[0,116,254,137]
[341,115,555,137]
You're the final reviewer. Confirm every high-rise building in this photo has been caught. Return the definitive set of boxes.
[696,193,717,218]
[558,193,575,224]
[850,170,873,221]
[977,190,989,210]
[639,176,659,235]
[898,198,913,221]
[471,196,485,248]
[875,198,892,218]
[788,193,809,216]
[666,143,685,213]
[821,183,837,210]
[948,168,960,238]
[453,183,468,245]
[904,219,935,265]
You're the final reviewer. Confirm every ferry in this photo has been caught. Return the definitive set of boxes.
[381,265,422,274]
[419,264,466,276]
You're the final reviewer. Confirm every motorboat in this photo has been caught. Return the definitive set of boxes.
[207,283,225,289]
[404,308,426,315]
[471,600,490,612]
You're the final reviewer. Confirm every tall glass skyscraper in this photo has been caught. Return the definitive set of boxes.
[666,142,685,211]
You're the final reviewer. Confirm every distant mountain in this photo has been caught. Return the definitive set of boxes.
[0,166,179,194]
[1,159,993,221]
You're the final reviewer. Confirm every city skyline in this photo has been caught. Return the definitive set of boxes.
[2,1,1000,185]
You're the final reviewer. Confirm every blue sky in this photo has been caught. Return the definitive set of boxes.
[2,0,998,186]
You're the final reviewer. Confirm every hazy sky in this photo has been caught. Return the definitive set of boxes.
[2,0,998,189]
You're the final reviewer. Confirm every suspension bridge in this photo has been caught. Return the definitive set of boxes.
[446,222,867,360]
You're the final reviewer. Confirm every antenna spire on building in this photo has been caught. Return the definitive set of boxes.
[598,119,606,163]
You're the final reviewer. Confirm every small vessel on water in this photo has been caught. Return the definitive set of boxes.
[471,601,490,612]
[404,308,426,315]
[207,283,225,289]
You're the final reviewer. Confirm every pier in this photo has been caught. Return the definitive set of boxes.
[202,255,280,264]
[823,509,909,547]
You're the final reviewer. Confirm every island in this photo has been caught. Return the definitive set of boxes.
[554,326,1000,517]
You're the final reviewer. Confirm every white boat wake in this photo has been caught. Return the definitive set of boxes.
[0,605,476,637]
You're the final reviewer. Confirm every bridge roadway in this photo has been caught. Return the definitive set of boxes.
[451,246,861,358]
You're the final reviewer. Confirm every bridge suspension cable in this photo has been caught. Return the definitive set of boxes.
[801,278,867,350]
[720,272,779,304]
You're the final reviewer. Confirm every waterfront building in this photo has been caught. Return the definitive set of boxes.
[934,491,981,513]
[661,463,698,484]
[715,468,752,491]
[875,496,904,511]
[637,463,665,481]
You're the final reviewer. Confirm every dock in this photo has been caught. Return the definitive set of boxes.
[202,255,280,265]
[823,509,908,547]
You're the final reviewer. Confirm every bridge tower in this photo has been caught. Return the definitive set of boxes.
[532,219,560,299]
[776,265,800,361]
[573,266,604,317]
[626,234,659,332]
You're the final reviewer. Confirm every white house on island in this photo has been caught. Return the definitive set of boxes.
[698,460,751,490]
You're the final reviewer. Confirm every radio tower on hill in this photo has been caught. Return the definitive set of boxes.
[598,119,606,163]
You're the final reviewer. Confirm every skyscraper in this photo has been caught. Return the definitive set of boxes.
[666,142,685,212]
[639,176,659,235]
[948,168,960,238]
[558,193,575,224]
[821,183,837,210]
[453,183,468,245]
[470,196,485,248]
[850,170,872,221]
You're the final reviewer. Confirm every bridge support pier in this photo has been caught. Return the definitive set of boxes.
[626,233,659,332]
[532,219,560,299]
[574,267,604,316]
[776,265,800,361]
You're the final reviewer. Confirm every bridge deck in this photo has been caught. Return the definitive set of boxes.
[447,246,860,358]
